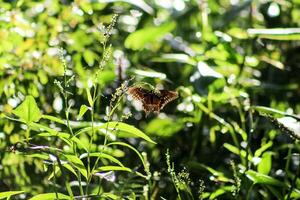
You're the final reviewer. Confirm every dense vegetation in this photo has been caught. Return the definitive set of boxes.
[0,0,300,199]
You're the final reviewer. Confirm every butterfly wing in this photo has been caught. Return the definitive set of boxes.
[128,87,178,115]
[159,90,178,109]
[127,87,152,114]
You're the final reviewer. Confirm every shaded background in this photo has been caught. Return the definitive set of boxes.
[0,0,300,199]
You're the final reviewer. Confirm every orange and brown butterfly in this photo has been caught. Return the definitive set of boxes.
[127,86,178,115]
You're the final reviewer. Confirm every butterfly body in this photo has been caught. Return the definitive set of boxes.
[127,87,178,115]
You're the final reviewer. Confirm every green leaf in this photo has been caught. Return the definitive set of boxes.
[0,191,24,199]
[106,122,156,144]
[12,95,41,124]
[83,50,96,66]
[65,154,88,180]
[77,122,156,144]
[209,186,232,200]
[246,170,287,187]
[152,53,196,65]
[248,28,300,40]
[252,106,289,117]
[80,152,124,167]
[125,22,176,50]
[32,123,88,152]
[101,193,120,200]
[254,141,273,157]
[86,89,93,107]
[100,0,153,15]
[133,69,167,80]
[29,193,70,200]
[145,118,184,137]
[77,105,90,120]
[107,142,147,173]
[223,143,252,160]
[96,166,131,172]
[41,114,65,125]
[63,163,78,177]
[26,153,49,160]
[257,151,272,175]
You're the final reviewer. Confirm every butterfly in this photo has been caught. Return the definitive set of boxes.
[127,86,178,115]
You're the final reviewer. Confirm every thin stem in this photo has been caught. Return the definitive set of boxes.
[286,146,300,200]
[53,163,59,200]
[86,85,97,194]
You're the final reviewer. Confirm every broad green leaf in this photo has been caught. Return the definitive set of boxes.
[97,70,116,85]
[65,154,88,180]
[107,142,147,172]
[108,122,156,143]
[96,166,131,172]
[77,105,90,120]
[80,152,124,167]
[26,153,48,160]
[152,53,196,65]
[12,95,41,124]
[145,118,184,137]
[63,163,78,177]
[29,193,70,200]
[101,193,120,200]
[246,170,287,187]
[41,114,65,125]
[32,123,88,152]
[77,122,156,144]
[125,22,176,50]
[257,151,272,175]
[287,189,300,199]
[133,69,167,80]
[83,50,96,66]
[0,191,24,199]
[100,0,153,14]
[209,186,232,200]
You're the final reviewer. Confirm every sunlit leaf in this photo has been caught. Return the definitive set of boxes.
[0,191,24,199]
[101,193,120,200]
[257,151,272,175]
[80,152,124,167]
[12,95,41,124]
[246,170,287,187]
[77,105,90,120]
[107,142,147,172]
[209,186,232,200]
[100,0,153,14]
[248,28,300,40]
[96,166,131,172]
[145,118,184,137]
[254,141,273,157]
[125,22,176,50]
[197,62,223,78]
[132,69,167,79]
[41,115,65,125]
[152,53,196,65]
[65,154,88,180]
[29,193,70,200]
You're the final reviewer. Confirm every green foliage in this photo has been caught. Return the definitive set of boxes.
[1,0,300,199]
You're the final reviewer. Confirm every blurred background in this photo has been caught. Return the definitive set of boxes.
[0,0,300,199]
